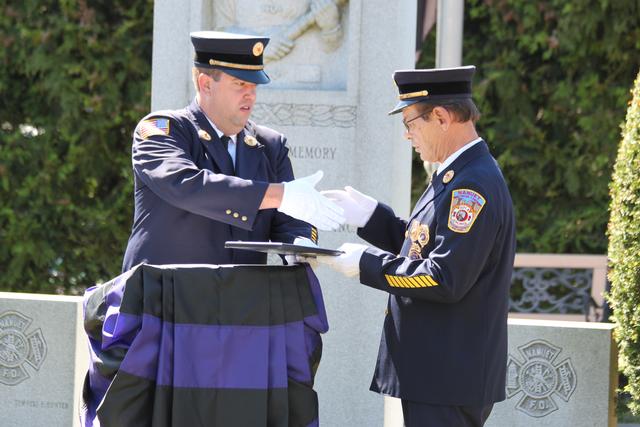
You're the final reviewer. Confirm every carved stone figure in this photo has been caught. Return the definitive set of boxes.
[213,0,349,90]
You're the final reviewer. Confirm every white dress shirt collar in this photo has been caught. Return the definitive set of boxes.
[205,117,237,144]
[202,113,238,167]
[437,137,483,175]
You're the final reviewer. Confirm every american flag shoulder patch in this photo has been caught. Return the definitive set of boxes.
[138,118,170,139]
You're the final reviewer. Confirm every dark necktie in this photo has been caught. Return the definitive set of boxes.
[220,135,235,173]
[427,169,438,189]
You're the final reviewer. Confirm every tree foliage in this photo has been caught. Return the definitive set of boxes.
[0,0,153,293]
[608,69,640,414]
[416,0,640,254]
[2,0,640,294]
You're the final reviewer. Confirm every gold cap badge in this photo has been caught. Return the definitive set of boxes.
[443,170,455,184]
[198,129,211,141]
[252,42,264,57]
[244,135,258,147]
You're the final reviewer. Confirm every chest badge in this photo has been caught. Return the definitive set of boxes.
[406,219,430,260]
[442,170,455,184]
[198,129,211,141]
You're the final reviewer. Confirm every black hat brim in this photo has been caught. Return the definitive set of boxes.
[388,97,427,115]
[218,67,271,85]
[388,93,474,115]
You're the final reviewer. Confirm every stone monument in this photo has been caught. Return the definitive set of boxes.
[487,319,617,427]
[0,292,88,427]
[383,318,619,426]
[151,0,416,424]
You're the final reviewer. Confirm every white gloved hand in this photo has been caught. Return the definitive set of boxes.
[278,170,345,231]
[284,237,319,268]
[317,242,368,277]
[321,186,377,228]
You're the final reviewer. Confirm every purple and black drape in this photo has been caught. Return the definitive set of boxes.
[81,263,328,427]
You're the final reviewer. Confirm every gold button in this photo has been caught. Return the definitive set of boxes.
[241,216,248,221]
[385,309,389,315]
[226,209,232,215]
[233,212,239,218]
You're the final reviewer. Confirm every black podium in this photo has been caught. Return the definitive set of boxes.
[81,263,328,427]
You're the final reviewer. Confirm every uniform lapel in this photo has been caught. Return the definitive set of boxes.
[235,121,264,179]
[187,100,235,175]
[408,174,446,224]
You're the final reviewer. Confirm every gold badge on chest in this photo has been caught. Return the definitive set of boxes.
[407,219,430,260]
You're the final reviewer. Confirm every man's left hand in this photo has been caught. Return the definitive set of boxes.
[317,243,367,277]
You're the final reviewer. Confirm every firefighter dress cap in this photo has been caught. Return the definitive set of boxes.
[190,31,270,84]
[389,65,476,115]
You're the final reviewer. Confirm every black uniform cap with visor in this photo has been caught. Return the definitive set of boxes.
[190,31,271,85]
[389,65,476,115]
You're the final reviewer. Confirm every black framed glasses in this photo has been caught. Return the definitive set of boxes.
[402,112,427,132]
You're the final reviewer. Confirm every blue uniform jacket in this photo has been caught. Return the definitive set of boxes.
[122,100,314,271]
[358,141,516,406]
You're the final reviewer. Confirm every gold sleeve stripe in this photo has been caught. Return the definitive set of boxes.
[414,276,432,288]
[385,274,440,288]
[385,275,397,287]
[426,275,439,287]
[407,277,423,288]
[384,274,441,288]
[422,276,436,287]
[394,276,406,288]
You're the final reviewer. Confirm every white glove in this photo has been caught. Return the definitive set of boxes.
[317,242,368,277]
[321,186,377,228]
[278,170,345,231]
[285,237,319,269]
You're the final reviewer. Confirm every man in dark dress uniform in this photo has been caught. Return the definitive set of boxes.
[122,31,344,271]
[82,32,343,427]
[320,66,516,426]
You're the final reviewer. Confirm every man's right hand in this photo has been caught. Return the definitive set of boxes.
[321,186,377,228]
[278,171,345,231]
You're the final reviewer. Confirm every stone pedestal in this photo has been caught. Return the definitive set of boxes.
[0,293,88,427]
[151,1,416,425]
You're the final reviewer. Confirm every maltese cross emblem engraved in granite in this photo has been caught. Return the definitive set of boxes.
[506,339,577,417]
[0,310,47,386]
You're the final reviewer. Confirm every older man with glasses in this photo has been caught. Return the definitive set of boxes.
[320,65,516,427]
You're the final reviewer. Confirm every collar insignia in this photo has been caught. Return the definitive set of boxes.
[198,129,211,141]
[244,135,259,147]
[442,170,455,184]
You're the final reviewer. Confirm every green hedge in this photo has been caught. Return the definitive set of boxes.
[608,69,640,414]
[0,0,153,293]
[416,0,640,254]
